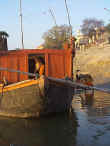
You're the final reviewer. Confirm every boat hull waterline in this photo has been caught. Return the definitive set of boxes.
[0,77,73,118]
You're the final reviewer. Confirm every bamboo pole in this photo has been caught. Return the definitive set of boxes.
[64,0,72,37]
[49,8,57,26]
[47,77,110,94]
[0,67,35,77]
[0,67,110,94]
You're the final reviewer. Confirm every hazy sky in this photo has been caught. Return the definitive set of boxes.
[0,0,110,49]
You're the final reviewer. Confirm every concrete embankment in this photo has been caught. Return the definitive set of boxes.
[74,43,110,85]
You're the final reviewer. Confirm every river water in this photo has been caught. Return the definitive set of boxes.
[0,90,110,145]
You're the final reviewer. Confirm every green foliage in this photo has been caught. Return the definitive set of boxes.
[42,25,71,49]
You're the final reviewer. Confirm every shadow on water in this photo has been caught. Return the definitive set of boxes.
[0,112,78,146]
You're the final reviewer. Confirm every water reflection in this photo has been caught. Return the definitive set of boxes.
[74,91,110,117]
[80,93,94,107]
[0,112,78,146]
[73,90,110,146]
[0,88,110,146]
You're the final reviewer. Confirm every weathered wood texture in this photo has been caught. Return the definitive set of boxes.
[0,86,43,118]
[0,53,28,83]
[44,78,73,114]
[0,77,73,118]
[0,49,75,83]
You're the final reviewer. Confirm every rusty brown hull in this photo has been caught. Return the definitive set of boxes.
[0,77,73,118]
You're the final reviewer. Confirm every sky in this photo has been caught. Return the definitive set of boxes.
[0,0,110,50]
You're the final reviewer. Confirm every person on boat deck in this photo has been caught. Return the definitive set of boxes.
[34,57,45,78]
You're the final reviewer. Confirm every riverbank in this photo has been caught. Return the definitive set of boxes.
[74,42,110,85]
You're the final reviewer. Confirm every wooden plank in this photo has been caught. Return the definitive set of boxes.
[45,53,49,76]
[18,55,28,81]
[48,54,65,78]
[0,49,75,81]
[7,55,18,83]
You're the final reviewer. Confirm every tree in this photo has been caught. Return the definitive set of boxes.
[42,25,71,49]
[81,18,104,36]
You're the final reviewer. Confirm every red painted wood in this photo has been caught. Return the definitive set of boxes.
[0,49,75,83]
[7,55,18,83]
[45,53,49,76]
[18,55,28,81]
[48,54,65,78]
[0,56,8,82]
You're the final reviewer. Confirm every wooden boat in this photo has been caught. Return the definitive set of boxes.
[0,48,75,118]
[0,77,74,118]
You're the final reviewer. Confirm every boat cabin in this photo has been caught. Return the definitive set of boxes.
[0,48,75,83]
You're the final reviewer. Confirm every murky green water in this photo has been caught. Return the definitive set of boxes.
[0,90,110,146]
[0,113,78,146]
